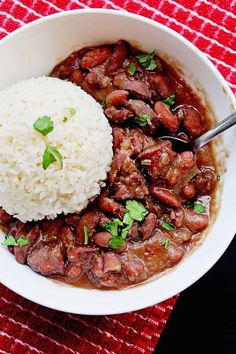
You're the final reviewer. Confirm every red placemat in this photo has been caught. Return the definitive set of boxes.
[0,1,235,353]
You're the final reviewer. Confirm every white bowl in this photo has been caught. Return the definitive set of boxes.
[0,9,235,315]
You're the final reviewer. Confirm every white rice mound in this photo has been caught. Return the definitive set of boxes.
[0,77,113,222]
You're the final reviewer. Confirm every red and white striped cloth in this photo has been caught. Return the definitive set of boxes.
[0,1,235,353]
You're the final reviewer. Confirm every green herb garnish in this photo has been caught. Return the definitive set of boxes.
[136,51,157,71]
[103,219,123,238]
[63,117,68,123]
[128,63,136,76]
[160,238,170,248]
[161,222,175,231]
[33,116,54,136]
[109,237,125,250]
[17,237,31,247]
[83,225,89,245]
[43,144,63,170]
[194,202,205,213]
[103,218,124,249]
[217,175,220,181]
[121,212,134,239]
[1,235,30,247]
[125,200,148,222]
[163,94,175,107]
[103,200,149,249]
[134,114,152,127]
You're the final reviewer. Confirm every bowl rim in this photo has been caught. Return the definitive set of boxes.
[0,8,236,315]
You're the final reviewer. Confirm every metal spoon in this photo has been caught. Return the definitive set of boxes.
[159,111,236,152]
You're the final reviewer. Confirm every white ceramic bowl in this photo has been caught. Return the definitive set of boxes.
[0,9,235,315]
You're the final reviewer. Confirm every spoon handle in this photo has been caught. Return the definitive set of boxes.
[193,111,236,150]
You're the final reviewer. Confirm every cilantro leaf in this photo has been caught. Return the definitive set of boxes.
[1,235,18,247]
[17,237,31,247]
[160,238,170,248]
[194,202,205,213]
[109,237,125,250]
[1,235,30,247]
[121,212,134,239]
[136,51,157,71]
[162,94,176,107]
[103,219,123,238]
[43,144,63,170]
[161,222,175,231]
[125,200,148,222]
[128,63,136,76]
[83,225,89,245]
[33,116,54,136]
[134,114,152,127]
[136,51,155,63]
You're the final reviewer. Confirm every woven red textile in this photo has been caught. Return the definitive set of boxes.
[0,1,235,353]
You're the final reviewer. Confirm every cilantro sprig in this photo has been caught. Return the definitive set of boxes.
[136,51,157,71]
[134,114,152,127]
[43,144,63,170]
[194,202,205,213]
[125,200,149,221]
[83,225,89,245]
[160,238,170,248]
[33,116,54,136]
[162,94,175,107]
[103,200,149,249]
[161,222,175,231]
[2,235,31,247]
[128,63,136,76]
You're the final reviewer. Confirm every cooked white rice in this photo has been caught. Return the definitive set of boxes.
[0,77,113,222]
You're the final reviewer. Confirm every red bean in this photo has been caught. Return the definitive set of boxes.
[193,169,216,195]
[154,101,179,131]
[80,46,111,69]
[69,69,85,85]
[112,126,125,151]
[177,151,195,170]
[175,105,205,137]
[99,189,125,219]
[105,106,133,123]
[106,90,129,106]
[94,232,112,248]
[150,187,181,208]
[183,208,209,232]
[148,73,172,98]
[167,245,184,263]
[106,40,128,74]
[75,210,102,245]
[139,213,157,240]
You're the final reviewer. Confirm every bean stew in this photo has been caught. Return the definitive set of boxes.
[0,40,218,289]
